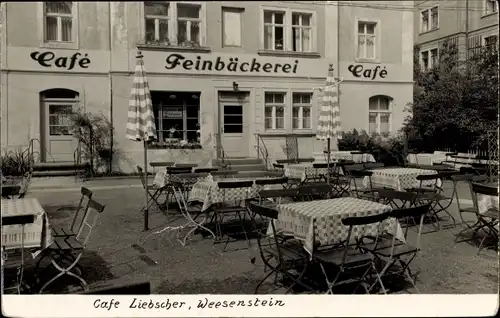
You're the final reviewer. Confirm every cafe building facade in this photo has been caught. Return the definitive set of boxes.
[0,1,413,173]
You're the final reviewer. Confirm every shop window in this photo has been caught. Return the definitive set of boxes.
[264,92,285,130]
[222,7,243,47]
[484,0,498,15]
[40,88,79,136]
[151,91,200,144]
[292,93,312,130]
[143,1,205,47]
[262,8,316,53]
[357,21,377,59]
[368,95,392,136]
[44,2,74,42]
[420,6,439,33]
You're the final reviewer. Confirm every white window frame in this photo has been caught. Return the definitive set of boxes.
[264,92,287,131]
[484,0,499,16]
[420,5,439,33]
[222,7,244,47]
[37,2,79,49]
[140,1,207,47]
[354,17,381,63]
[292,93,312,130]
[259,6,317,53]
[420,47,438,71]
[368,96,392,136]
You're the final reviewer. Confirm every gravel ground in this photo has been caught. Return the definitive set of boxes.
[16,179,499,294]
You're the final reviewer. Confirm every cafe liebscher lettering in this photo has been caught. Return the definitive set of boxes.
[348,64,387,80]
[30,51,91,70]
[165,53,299,74]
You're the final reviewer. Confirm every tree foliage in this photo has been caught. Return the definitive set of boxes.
[403,42,498,153]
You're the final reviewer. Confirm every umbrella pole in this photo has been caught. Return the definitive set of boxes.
[327,138,331,185]
[143,140,149,231]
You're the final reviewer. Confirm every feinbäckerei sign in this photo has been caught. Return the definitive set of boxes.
[165,53,299,74]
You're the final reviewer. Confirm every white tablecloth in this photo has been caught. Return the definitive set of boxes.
[406,153,434,166]
[322,151,376,163]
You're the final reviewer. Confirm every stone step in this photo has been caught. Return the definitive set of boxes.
[212,158,263,166]
[33,162,89,171]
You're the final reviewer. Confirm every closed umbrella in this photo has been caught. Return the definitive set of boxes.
[316,64,343,184]
[126,51,157,231]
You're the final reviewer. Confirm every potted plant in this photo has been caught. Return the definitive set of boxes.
[164,127,179,144]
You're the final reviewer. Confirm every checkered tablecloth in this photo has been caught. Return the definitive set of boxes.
[324,151,376,163]
[285,164,329,182]
[274,197,402,255]
[363,168,441,191]
[153,170,208,188]
[188,178,263,211]
[1,198,53,254]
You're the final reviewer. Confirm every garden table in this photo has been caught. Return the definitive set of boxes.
[188,178,263,211]
[1,198,53,252]
[285,163,329,182]
[363,167,442,191]
[272,197,403,255]
[324,151,376,163]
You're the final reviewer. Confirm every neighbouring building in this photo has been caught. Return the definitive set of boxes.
[414,0,499,71]
[0,1,414,173]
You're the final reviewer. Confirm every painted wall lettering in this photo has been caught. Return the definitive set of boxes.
[165,53,299,74]
[347,64,387,80]
[30,51,91,70]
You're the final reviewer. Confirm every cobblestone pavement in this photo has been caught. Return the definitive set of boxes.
[25,178,498,294]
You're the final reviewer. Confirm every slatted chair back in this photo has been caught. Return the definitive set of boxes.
[272,163,285,172]
[255,177,288,186]
[297,158,315,163]
[167,167,193,174]
[415,173,440,192]
[150,162,174,168]
[211,170,238,178]
[385,204,432,255]
[175,163,198,169]
[377,189,418,209]
[193,168,219,173]
[450,174,474,212]
[70,187,94,234]
[471,182,498,197]
[217,180,254,189]
[363,162,384,170]
[76,199,106,247]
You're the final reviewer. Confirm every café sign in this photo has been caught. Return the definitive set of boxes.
[165,53,299,75]
[30,51,91,70]
[347,64,387,80]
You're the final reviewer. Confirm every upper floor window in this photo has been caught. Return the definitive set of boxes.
[420,6,439,33]
[222,7,243,47]
[143,1,204,47]
[44,2,73,42]
[485,0,498,15]
[262,8,316,53]
[292,93,312,130]
[368,95,392,136]
[357,21,377,59]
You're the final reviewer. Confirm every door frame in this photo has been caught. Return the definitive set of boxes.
[40,98,79,162]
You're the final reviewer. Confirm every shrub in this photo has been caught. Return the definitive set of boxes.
[1,148,31,176]
[338,129,405,166]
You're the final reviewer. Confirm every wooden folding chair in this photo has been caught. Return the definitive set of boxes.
[313,212,391,294]
[367,204,431,294]
[297,183,333,201]
[39,199,106,293]
[194,168,219,173]
[470,183,499,254]
[247,202,311,294]
[52,187,93,238]
[137,166,165,213]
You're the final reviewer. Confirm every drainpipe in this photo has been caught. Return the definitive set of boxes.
[108,2,114,174]
[465,0,469,72]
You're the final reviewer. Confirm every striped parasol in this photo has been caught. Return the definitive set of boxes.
[316,64,342,184]
[316,64,342,140]
[126,52,157,231]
